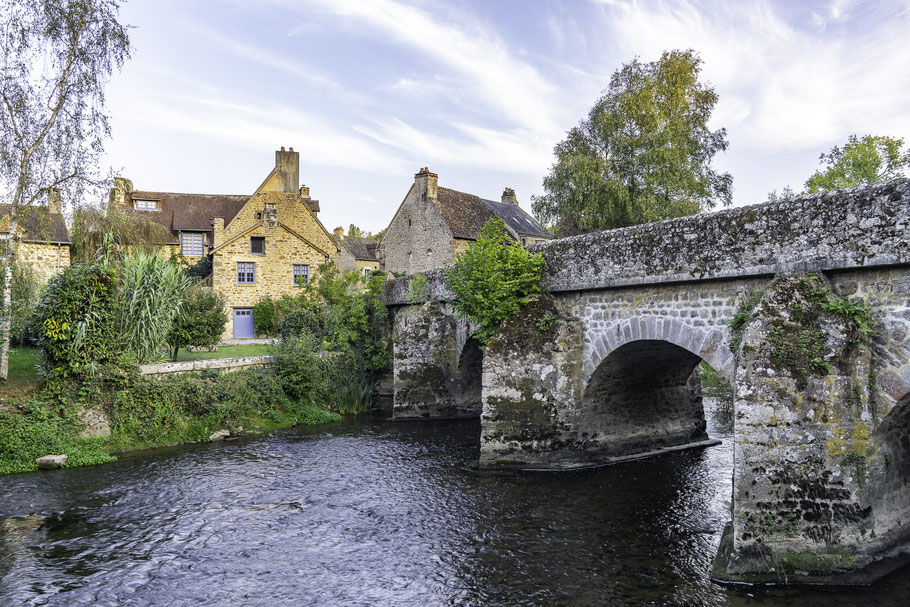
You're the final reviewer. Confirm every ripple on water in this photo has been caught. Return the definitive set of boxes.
[2,411,910,606]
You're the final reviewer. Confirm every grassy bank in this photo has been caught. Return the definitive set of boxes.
[0,366,341,476]
[174,343,271,362]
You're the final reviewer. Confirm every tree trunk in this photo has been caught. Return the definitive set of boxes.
[1,219,18,381]
[172,346,179,362]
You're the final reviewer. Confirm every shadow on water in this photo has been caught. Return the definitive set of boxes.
[2,408,910,606]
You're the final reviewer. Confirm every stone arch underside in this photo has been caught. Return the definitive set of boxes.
[583,315,734,388]
[580,339,709,457]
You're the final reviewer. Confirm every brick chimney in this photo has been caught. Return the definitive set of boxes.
[47,188,61,214]
[109,176,133,206]
[501,187,518,205]
[275,146,300,193]
[414,167,438,200]
[333,226,344,241]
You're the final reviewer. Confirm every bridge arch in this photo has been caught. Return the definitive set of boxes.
[582,315,734,390]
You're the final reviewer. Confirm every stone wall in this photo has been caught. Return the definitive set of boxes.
[533,179,910,293]
[212,190,336,338]
[17,241,69,285]
[380,184,455,275]
[139,355,273,376]
[390,301,480,418]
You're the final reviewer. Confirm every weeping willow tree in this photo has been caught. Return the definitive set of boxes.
[70,202,173,262]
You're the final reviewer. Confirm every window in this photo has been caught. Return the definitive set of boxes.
[134,199,158,210]
[181,232,204,256]
[407,218,412,227]
[237,262,255,284]
[255,212,262,220]
[293,264,309,286]
[521,238,527,246]
[362,268,371,277]
[250,236,265,255]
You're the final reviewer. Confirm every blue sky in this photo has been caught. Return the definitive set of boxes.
[103,0,910,234]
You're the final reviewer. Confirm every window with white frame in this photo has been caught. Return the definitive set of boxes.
[237,262,255,284]
[181,232,204,256]
[134,198,158,210]
[293,264,309,286]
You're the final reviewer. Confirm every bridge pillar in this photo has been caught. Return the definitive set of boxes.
[390,302,481,419]
[716,274,910,584]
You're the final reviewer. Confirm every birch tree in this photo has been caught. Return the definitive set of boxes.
[0,0,129,380]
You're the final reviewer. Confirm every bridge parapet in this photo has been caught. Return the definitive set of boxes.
[534,178,910,292]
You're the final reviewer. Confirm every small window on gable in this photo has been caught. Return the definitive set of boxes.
[181,232,204,256]
[521,238,527,246]
[251,236,265,255]
[255,212,262,220]
[134,199,158,210]
[408,219,412,227]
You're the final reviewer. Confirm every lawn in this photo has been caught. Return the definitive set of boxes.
[172,343,272,362]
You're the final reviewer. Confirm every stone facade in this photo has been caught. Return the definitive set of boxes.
[1,192,71,285]
[379,168,551,275]
[16,241,70,285]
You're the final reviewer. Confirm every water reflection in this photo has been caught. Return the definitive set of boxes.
[1,400,908,606]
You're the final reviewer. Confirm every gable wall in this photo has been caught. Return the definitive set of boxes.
[382,186,455,275]
[17,242,70,285]
[213,190,336,338]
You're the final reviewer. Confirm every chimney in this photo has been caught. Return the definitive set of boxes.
[501,187,518,205]
[333,226,344,241]
[299,185,310,199]
[47,188,61,214]
[109,176,133,206]
[212,217,224,244]
[275,146,300,193]
[414,167,438,200]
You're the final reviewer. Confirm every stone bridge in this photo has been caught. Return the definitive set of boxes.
[382,179,910,584]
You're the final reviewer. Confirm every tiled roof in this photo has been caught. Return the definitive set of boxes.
[338,235,379,261]
[432,187,552,240]
[480,198,552,239]
[126,191,250,242]
[0,204,70,243]
[432,187,495,240]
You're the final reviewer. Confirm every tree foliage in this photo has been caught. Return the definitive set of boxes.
[804,134,910,193]
[69,202,174,262]
[444,217,545,345]
[0,0,130,379]
[167,284,227,361]
[532,49,732,235]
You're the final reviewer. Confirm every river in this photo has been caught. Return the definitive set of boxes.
[1,397,909,606]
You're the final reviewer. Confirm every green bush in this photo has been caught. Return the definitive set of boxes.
[167,284,228,360]
[253,297,277,335]
[444,217,545,344]
[271,332,331,404]
[34,262,119,372]
[0,260,41,346]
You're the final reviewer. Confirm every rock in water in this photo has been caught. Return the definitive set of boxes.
[208,429,230,442]
[35,454,68,470]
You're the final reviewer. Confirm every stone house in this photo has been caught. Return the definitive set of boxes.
[111,148,338,339]
[0,189,71,284]
[332,227,380,275]
[378,168,552,275]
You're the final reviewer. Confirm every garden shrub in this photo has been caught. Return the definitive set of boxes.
[444,217,545,344]
[167,284,228,360]
[34,262,119,372]
[253,297,277,336]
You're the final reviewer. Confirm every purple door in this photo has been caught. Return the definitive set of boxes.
[233,308,254,339]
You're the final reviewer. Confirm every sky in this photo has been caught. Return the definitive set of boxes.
[101,0,910,235]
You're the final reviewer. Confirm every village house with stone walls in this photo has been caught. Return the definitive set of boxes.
[0,189,71,285]
[110,148,338,339]
[378,168,552,275]
[333,227,381,275]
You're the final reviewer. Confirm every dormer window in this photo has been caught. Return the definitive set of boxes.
[134,198,158,210]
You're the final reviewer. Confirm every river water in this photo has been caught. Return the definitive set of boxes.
[2,398,909,606]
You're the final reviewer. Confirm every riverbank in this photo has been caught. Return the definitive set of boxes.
[0,364,342,476]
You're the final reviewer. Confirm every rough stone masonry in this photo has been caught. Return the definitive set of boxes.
[384,178,910,582]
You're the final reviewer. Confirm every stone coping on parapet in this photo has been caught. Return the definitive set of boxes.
[383,179,910,305]
[139,355,273,376]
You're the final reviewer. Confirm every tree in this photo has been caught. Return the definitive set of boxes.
[69,202,174,262]
[167,284,228,361]
[347,224,363,238]
[0,0,130,379]
[532,49,732,235]
[444,217,545,345]
[805,134,910,193]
